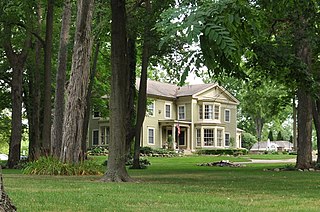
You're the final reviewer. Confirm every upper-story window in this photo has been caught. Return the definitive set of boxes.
[165,103,171,119]
[224,109,230,122]
[199,103,221,121]
[214,105,220,120]
[178,105,185,120]
[146,100,155,117]
[204,105,213,119]
[199,105,203,119]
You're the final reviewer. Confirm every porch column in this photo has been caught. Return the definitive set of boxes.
[187,126,190,150]
[172,125,176,150]
[159,125,162,148]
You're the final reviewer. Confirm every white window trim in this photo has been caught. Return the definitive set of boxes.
[147,100,155,117]
[224,109,230,123]
[202,102,221,122]
[225,132,230,147]
[147,127,155,145]
[92,129,99,146]
[178,105,186,120]
[164,103,172,119]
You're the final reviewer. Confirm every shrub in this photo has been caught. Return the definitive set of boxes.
[23,157,104,175]
[196,149,248,156]
[241,132,257,150]
[87,146,108,156]
[140,147,153,154]
[103,157,151,169]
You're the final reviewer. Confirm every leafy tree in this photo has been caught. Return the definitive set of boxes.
[276,131,284,141]
[241,132,257,150]
[268,131,274,141]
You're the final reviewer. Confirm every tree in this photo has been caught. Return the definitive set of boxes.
[51,0,72,158]
[100,0,132,182]
[41,0,55,155]
[60,0,94,163]
[1,2,32,167]
[276,131,284,141]
[268,131,274,141]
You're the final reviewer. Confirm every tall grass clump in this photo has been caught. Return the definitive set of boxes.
[23,157,104,175]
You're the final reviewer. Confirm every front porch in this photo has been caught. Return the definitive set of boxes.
[159,120,192,151]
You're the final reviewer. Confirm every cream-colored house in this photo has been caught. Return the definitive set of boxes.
[88,79,242,151]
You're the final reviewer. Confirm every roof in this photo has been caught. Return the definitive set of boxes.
[136,78,217,98]
[250,141,293,150]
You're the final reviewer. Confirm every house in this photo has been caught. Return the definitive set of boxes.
[88,79,242,152]
[250,140,294,152]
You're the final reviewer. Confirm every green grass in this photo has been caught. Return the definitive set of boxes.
[3,155,319,212]
[243,154,297,160]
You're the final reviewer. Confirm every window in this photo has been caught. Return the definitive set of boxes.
[148,128,155,145]
[147,101,155,117]
[204,105,213,119]
[225,133,230,147]
[165,103,171,118]
[196,129,201,147]
[217,129,223,147]
[93,111,100,119]
[92,130,99,145]
[214,105,220,120]
[225,109,230,122]
[204,129,214,146]
[199,105,203,119]
[100,126,110,145]
[178,105,185,120]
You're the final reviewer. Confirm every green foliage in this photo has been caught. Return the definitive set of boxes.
[196,148,248,156]
[87,146,108,156]
[139,147,153,155]
[268,131,274,141]
[23,157,104,175]
[241,132,257,150]
[276,131,284,141]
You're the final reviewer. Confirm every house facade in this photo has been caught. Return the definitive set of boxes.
[88,79,242,151]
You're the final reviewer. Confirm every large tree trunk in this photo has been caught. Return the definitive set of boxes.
[82,41,100,159]
[29,1,43,161]
[51,0,72,158]
[41,0,55,156]
[100,0,132,182]
[126,37,136,154]
[60,0,94,164]
[132,0,152,168]
[3,24,30,168]
[295,13,313,169]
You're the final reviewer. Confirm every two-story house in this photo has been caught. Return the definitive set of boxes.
[88,79,242,152]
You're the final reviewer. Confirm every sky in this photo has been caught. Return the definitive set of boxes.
[185,72,203,85]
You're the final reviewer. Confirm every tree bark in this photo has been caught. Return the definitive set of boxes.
[82,41,100,159]
[51,0,72,158]
[100,0,133,182]
[295,13,313,169]
[3,24,30,168]
[29,1,43,161]
[41,0,55,156]
[132,0,152,168]
[255,117,263,142]
[60,0,94,164]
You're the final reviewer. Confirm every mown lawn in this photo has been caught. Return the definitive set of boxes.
[3,155,320,212]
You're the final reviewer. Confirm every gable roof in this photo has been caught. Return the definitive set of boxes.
[136,78,237,103]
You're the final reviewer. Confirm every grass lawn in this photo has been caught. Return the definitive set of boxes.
[3,155,319,212]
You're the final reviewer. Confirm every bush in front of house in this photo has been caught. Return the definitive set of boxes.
[87,146,108,156]
[139,147,179,157]
[196,148,248,156]
[23,157,104,175]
